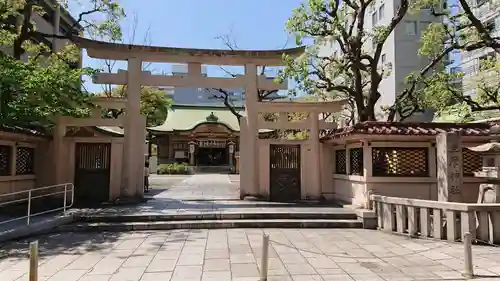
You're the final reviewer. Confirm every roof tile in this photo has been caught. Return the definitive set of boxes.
[321,121,492,140]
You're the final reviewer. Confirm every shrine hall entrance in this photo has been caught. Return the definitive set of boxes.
[196,147,229,166]
[269,144,301,202]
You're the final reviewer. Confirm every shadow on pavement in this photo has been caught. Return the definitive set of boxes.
[0,228,203,259]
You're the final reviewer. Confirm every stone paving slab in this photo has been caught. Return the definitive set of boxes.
[2,229,500,281]
[150,174,239,201]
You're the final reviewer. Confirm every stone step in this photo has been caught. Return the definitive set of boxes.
[75,212,358,223]
[58,219,363,232]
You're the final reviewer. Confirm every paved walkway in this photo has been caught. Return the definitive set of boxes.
[78,174,346,217]
[1,229,500,281]
[151,174,239,200]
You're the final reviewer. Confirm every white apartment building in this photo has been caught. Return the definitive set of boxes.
[321,0,444,123]
[459,0,500,96]
[1,0,81,59]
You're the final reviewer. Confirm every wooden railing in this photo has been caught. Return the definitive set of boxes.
[371,195,500,244]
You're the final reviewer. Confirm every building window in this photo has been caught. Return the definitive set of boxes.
[173,143,188,150]
[335,150,347,174]
[404,21,417,36]
[462,148,482,177]
[381,54,386,64]
[16,147,35,175]
[378,4,385,20]
[372,12,378,26]
[349,148,364,176]
[0,145,11,176]
[372,147,429,177]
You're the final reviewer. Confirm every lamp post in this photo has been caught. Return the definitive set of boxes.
[189,141,196,166]
[228,141,235,169]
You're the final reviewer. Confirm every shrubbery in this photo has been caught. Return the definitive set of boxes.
[157,163,191,175]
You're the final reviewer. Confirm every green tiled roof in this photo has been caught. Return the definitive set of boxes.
[148,105,244,132]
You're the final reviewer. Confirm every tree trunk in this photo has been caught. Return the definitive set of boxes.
[13,2,33,60]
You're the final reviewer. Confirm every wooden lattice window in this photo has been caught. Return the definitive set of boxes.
[16,147,35,175]
[372,147,429,177]
[172,142,188,150]
[349,148,364,176]
[0,145,11,176]
[462,148,482,177]
[335,150,347,174]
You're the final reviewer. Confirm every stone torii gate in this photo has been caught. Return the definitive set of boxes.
[71,37,305,199]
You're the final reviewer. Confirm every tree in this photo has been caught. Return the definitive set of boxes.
[280,0,500,123]
[0,49,94,126]
[209,33,285,124]
[101,85,172,127]
[0,0,124,126]
[92,12,172,127]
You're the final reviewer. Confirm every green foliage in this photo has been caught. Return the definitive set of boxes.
[0,0,125,126]
[157,163,191,175]
[282,0,500,123]
[101,85,172,127]
[0,47,94,126]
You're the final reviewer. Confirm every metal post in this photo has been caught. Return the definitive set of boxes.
[29,240,39,281]
[27,190,32,225]
[463,232,474,278]
[260,233,269,281]
[63,184,67,215]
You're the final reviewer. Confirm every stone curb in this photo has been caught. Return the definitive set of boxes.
[76,212,358,223]
[0,215,73,243]
[58,219,364,232]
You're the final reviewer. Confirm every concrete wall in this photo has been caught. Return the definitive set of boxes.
[0,131,53,202]
[325,137,489,208]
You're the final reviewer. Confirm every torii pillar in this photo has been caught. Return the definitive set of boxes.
[244,63,260,196]
[122,57,144,198]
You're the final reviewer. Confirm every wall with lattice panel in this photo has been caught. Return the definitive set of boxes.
[462,148,482,177]
[0,145,11,176]
[372,147,429,177]
[349,148,364,176]
[15,147,35,175]
[334,149,347,174]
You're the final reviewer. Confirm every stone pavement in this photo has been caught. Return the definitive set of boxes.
[149,174,239,200]
[78,173,346,217]
[2,229,500,281]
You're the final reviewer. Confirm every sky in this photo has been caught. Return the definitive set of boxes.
[80,0,305,93]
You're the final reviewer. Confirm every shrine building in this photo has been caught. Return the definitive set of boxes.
[148,104,242,170]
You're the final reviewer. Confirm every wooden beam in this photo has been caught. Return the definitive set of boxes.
[59,116,125,127]
[257,100,348,112]
[258,120,309,130]
[257,120,337,130]
[92,97,127,109]
[85,49,299,66]
[93,71,287,90]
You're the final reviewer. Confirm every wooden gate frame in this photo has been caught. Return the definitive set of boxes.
[269,144,301,202]
[74,142,112,203]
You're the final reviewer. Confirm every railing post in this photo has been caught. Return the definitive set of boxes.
[29,240,39,281]
[27,190,32,225]
[71,183,75,208]
[260,233,269,281]
[463,232,474,278]
[63,184,67,215]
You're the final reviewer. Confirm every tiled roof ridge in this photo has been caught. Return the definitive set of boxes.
[321,121,492,140]
[0,124,48,137]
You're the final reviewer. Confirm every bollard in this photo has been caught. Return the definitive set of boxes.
[29,240,39,281]
[463,232,474,278]
[260,233,269,281]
